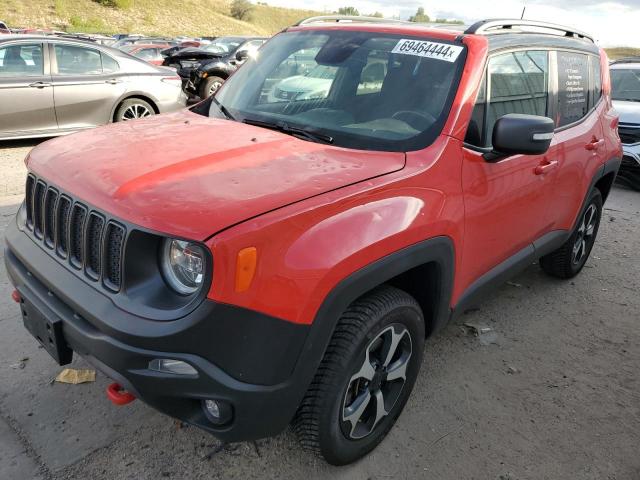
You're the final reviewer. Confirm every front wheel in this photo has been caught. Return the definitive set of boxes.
[293,286,424,465]
[540,189,603,279]
[199,76,225,99]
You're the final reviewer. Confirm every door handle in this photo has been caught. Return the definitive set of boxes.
[29,81,51,88]
[105,79,121,84]
[534,159,558,175]
[585,139,605,151]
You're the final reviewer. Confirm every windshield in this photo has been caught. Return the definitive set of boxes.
[611,68,640,102]
[195,30,466,151]
[205,38,243,54]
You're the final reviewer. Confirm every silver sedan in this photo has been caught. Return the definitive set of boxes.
[0,35,187,140]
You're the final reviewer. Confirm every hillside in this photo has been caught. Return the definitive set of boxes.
[605,47,640,60]
[0,0,322,36]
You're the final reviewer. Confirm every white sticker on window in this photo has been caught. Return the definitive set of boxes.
[391,39,463,63]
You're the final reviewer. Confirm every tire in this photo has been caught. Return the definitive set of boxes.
[199,76,225,99]
[540,189,603,279]
[293,286,425,465]
[115,98,155,122]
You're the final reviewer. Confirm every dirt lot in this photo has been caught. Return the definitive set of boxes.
[0,139,638,480]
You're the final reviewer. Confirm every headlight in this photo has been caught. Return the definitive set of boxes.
[160,239,206,295]
[16,201,27,231]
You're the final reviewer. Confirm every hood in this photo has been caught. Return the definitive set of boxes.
[166,47,224,61]
[612,100,640,125]
[27,110,405,240]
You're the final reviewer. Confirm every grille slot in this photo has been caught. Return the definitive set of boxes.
[69,204,87,268]
[43,188,58,248]
[104,223,125,291]
[23,175,127,292]
[33,181,46,239]
[56,196,72,257]
[85,213,105,279]
[618,124,640,145]
[25,175,35,228]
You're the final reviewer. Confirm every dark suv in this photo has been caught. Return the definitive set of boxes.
[5,17,621,465]
[162,36,266,98]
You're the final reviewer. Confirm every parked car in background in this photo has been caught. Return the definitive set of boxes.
[610,58,640,190]
[112,36,176,49]
[0,35,186,140]
[183,36,266,98]
[122,43,172,65]
[4,17,621,465]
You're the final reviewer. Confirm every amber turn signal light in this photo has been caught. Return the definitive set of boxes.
[235,247,257,292]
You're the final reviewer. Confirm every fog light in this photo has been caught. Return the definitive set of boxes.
[149,359,197,376]
[202,399,232,425]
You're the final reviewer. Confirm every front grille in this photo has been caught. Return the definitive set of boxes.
[24,174,126,292]
[618,123,640,145]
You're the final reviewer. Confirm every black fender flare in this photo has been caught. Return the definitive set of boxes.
[284,236,455,420]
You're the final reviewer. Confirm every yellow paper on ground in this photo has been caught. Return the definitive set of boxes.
[55,368,96,384]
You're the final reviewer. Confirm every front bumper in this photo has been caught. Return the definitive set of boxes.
[4,219,310,442]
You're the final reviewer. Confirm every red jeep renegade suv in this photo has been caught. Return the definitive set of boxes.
[5,17,621,464]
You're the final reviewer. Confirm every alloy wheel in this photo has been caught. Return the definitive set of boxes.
[341,324,412,440]
[572,203,598,265]
[121,104,152,121]
[208,81,223,97]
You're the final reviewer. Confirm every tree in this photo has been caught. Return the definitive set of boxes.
[230,0,254,21]
[337,6,360,16]
[408,7,430,23]
[369,11,384,18]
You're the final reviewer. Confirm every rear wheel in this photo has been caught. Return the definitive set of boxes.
[540,189,603,279]
[293,286,424,465]
[115,98,155,122]
[199,76,225,99]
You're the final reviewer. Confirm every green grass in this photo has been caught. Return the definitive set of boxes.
[0,0,322,36]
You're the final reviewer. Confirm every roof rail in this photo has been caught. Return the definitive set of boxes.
[465,19,594,43]
[294,15,409,27]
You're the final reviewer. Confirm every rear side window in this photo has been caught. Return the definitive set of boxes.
[466,50,548,148]
[101,53,119,73]
[590,56,602,106]
[54,45,103,75]
[0,43,44,77]
[556,52,589,127]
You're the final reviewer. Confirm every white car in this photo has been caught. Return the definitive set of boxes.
[611,59,640,190]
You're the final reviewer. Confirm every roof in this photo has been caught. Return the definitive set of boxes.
[289,16,599,54]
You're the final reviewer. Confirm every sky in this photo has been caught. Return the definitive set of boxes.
[261,0,640,47]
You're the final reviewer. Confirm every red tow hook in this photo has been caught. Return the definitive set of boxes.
[11,289,21,303]
[106,383,136,406]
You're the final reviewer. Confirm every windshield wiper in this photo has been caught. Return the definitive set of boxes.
[242,118,334,144]
[211,97,235,121]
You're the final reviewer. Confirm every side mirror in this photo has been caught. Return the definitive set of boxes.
[485,113,555,161]
[235,49,249,61]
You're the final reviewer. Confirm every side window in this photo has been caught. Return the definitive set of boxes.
[0,43,44,77]
[356,51,388,95]
[101,53,119,73]
[54,45,103,75]
[485,51,549,146]
[590,55,602,106]
[556,51,589,127]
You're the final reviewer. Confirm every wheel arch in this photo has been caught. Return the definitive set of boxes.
[111,94,160,122]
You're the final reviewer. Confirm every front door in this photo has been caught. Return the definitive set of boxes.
[458,49,559,293]
[0,42,57,137]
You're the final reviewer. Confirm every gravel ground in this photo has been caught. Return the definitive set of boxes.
[0,139,638,480]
